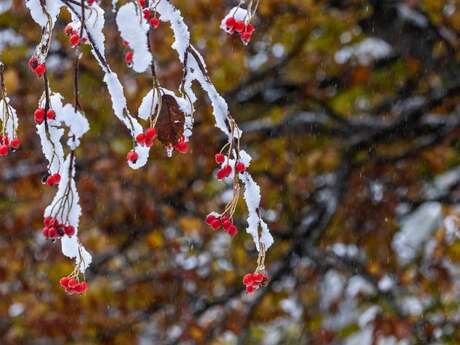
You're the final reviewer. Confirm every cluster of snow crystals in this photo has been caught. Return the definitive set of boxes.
[241,173,274,251]
[392,202,442,265]
[116,3,151,73]
[220,7,249,33]
[25,0,62,28]
[37,92,92,272]
[335,37,392,65]
[0,96,19,141]
[154,0,190,62]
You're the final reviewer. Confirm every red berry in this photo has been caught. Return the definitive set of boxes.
[42,227,50,237]
[243,273,254,285]
[124,51,133,65]
[47,226,57,238]
[150,17,160,28]
[28,56,38,71]
[235,162,246,173]
[215,153,225,164]
[222,218,232,230]
[69,33,80,46]
[210,218,222,230]
[226,224,238,237]
[0,144,8,156]
[44,216,54,226]
[224,165,232,177]
[74,281,88,294]
[46,174,60,186]
[217,167,227,180]
[122,39,129,47]
[144,137,154,147]
[235,21,245,33]
[139,0,146,7]
[10,137,20,149]
[246,285,256,294]
[143,8,151,19]
[59,276,70,288]
[87,0,95,5]
[241,31,253,44]
[34,63,46,77]
[244,23,255,34]
[174,140,188,154]
[46,109,56,120]
[34,108,45,124]
[127,150,138,163]
[64,225,75,236]
[52,173,61,184]
[205,214,216,225]
[136,133,146,145]
[225,17,236,29]
[67,277,78,288]
[144,127,157,140]
[252,273,266,283]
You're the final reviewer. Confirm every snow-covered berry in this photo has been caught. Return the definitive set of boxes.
[127,150,138,163]
[235,161,246,173]
[46,109,56,120]
[34,108,45,124]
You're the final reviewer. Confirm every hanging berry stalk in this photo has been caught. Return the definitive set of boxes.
[20,0,273,295]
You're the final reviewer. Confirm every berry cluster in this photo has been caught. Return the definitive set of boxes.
[64,24,86,47]
[135,127,157,147]
[224,17,255,45]
[139,0,160,28]
[0,135,20,156]
[34,107,56,125]
[128,130,188,163]
[28,56,46,77]
[59,276,88,294]
[215,153,246,180]
[205,213,238,237]
[42,216,75,240]
[242,272,268,294]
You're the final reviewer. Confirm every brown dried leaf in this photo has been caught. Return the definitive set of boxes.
[156,94,185,147]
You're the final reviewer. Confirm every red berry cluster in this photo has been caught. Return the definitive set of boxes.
[243,272,268,294]
[42,216,75,239]
[143,8,160,28]
[135,127,157,147]
[0,135,20,156]
[44,173,61,186]
[28,56,46,77]
[59,276,88,294]
[138,0,160,29]
[205,213,238,237]
[224,17,255,45]
[215,153,246,179]
[64,24,85,47]
[34,107,56,124]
